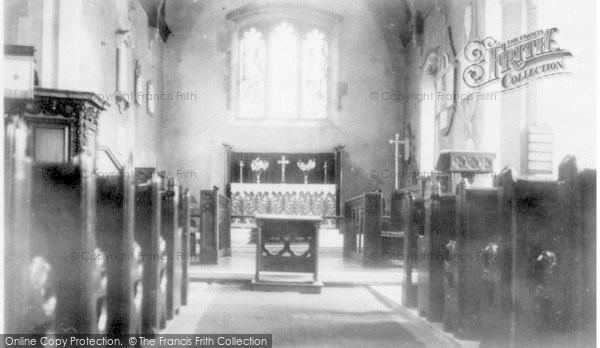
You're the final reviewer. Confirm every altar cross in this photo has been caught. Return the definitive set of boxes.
[277,156,290,183]
[389,133,410,190]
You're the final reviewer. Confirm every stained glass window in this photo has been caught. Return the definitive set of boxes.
[239,28,265,119]
[238,23,329,120]
[302,29,328,119]
[268,22,298,119]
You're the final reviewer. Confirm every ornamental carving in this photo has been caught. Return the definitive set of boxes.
[230,183,336,226]
[5,88,108,159]
[200,191,216,214]
[436,150,496,173]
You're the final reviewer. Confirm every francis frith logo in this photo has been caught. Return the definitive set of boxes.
[463,28,572,91]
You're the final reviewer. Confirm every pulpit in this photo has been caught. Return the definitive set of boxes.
[5,87,108,164]
[251,214,323,294]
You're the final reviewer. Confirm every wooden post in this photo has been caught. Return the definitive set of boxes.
[313,222,320,282]
[221,194,232,257]
[402,185,422,308]
[223,144,233,198]
[335,145,345,219]
[362,193,382,266]
[180,189,191,305]
[255,221,263,282]
[199,188,218,264]
[4,117,33,333]
[162,178,181,320]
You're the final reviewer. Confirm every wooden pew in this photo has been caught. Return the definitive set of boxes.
[418,180,455,322]
[436,157,595,345]
[508,156,584,346]
[418,151,495,327]
[448,178,505,339]
[30,161,106,334]
[577,168,596,346]
[473,167,515,346]
[160,176,182,319]
[343,192,382,266]
[199,187,231,264]
[96,164,143,337]
[134,170,167,334]
[4,116,56,334]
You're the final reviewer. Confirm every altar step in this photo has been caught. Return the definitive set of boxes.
[251,273,324,294]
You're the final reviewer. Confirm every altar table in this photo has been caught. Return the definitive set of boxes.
[230,183,336,226]
[251,214,323,293]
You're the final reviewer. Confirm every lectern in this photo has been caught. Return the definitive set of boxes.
[252,214,323,293]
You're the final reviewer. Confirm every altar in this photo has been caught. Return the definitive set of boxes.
[251,214,323,294]
[225,149,344,227]
[230,183,336,226]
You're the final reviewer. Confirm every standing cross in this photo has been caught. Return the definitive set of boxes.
[277,156,290,183]
[389,133,410,190]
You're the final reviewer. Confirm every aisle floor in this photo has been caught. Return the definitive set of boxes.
[166,283,467,348]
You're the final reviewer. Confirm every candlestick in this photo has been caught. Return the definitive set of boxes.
[239,161,244,183]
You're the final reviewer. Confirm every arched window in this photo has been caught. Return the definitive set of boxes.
[239,28,266,119]
[228,5,341,122]
[238,23,329,120]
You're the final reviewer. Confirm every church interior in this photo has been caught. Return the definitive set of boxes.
[2,0,597,347]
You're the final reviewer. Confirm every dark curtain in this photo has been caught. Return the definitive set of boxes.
[231,152,335,185]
